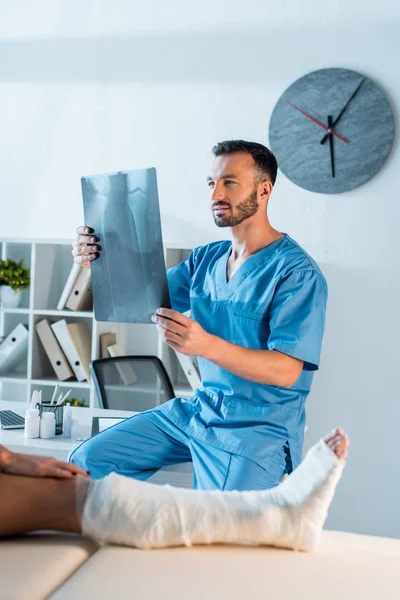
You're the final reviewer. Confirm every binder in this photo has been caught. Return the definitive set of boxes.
[100,332,117,358]
[0,323,29,375]
[51,320,91,382]
[66,322,92,381]
[173,350,201,390]
[57,264,81,310]
[65,267,93,312]
[35,319,74,381]
[107,343,138,386]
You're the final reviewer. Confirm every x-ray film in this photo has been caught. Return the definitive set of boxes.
[81,168,171,323]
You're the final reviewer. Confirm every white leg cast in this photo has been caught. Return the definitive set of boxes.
[80,438,345,552]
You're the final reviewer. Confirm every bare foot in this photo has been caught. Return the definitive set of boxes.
[324,427,349,460]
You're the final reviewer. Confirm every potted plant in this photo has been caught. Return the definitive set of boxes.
[67,398,88,408]
[0,259,30,308]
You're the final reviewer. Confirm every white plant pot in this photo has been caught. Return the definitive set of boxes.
[0,286,23,308]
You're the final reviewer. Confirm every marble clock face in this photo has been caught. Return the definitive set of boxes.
[268,68,395,194]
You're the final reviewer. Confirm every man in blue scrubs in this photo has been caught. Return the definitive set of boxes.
[71,140,327,491]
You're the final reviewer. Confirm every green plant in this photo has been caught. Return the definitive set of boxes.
[0,259,30,291]
[66,398,88,408]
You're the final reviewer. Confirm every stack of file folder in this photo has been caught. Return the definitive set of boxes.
[0,323,29,375]
[35,319,91,382]
[57,264,93,312]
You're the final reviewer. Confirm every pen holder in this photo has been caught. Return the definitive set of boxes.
[37,402,64,435]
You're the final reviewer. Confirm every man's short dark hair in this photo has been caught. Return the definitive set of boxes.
[212,140,278,186]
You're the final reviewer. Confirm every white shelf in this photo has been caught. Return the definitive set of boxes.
[0,376,28,384]
[174,384,193,398]
[30,378,91,389]
[0,309,93,317]
[0,308,30,314]
[0,238,199,408]
[33,309,94,317]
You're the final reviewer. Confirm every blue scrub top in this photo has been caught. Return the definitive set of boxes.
[159,233,328,472]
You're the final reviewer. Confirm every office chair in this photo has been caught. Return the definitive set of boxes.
[90,355,176,411]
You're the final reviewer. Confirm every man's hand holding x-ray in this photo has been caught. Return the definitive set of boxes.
[152,308,211,357]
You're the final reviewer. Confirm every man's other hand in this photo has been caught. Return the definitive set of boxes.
[152,308,212,358]
[71,226,100,268]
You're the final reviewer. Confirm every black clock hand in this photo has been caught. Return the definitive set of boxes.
[320,77,366,145]
[328,116,335,177]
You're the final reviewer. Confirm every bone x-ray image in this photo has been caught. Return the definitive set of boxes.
[81,168,171,323]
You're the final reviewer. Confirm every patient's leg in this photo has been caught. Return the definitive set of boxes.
[0,473,81,537]
[0,428,348,551]
[80,428,349,552]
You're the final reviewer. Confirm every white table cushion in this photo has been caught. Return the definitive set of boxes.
[0,532,99,600]
[50,530,400,600]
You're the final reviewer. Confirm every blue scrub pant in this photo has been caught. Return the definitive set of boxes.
[69,409,289,491]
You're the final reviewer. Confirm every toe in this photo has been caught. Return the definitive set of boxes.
[324,429,339,443]
[324,428,349,458]
[333,436,349,458]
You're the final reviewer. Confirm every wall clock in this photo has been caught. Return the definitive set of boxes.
[268,68,395,194]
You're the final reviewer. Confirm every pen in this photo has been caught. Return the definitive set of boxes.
[50,384,59,405]
[60,389,72,404]
[55,391,65,406]
[30,390,38,409]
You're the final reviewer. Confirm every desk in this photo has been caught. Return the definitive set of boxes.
[0,400,193,487]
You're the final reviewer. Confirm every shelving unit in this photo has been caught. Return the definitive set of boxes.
[0,239,197,409]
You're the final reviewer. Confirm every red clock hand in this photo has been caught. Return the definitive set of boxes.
[287,102,349,144]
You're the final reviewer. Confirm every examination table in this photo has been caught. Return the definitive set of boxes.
[1,529,399,599]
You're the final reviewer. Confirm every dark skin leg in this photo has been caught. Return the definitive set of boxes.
[0,472,85,537]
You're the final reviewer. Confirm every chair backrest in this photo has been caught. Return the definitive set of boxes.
[90,355,175,411]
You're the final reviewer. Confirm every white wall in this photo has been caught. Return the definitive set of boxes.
[0,0,399,538]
